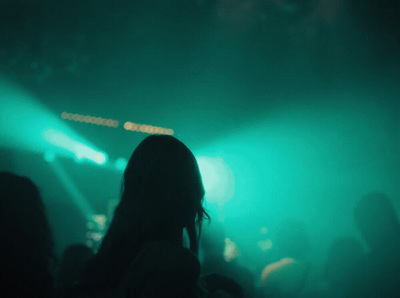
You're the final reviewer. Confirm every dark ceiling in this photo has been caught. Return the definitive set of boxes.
[2,0,399,159]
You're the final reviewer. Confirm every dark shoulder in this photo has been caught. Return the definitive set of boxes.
[122,241,200,297]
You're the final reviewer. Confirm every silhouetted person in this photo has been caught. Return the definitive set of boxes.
[260,219,311,298]
[200,221,252,297]
[55,244,94,291]
[69,135,209,297]
[0,172,55,297]
[346,192,400,297]
[305,236,363,298]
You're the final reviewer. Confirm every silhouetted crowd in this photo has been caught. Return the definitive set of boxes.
[1,135,400,297]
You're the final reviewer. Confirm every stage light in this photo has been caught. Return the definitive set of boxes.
[44,129,108,165]
[0,79,102,222]
[115,157,128,171]
[93,152,107,165]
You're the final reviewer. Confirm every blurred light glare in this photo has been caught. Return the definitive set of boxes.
[123,122,131,130]
[115,157,128,171]
[258,239,273,251]
[94,152,107,165]
[196,156,234,207]
[197,157,219,191]
[43,151,56,163]
[44,129,108,165]
[123,121,173,135]
[61,112,119,128]
[224,237,240,262]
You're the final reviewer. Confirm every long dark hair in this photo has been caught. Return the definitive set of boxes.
[85,135,208,288]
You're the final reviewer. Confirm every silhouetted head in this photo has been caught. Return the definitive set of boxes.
[119,135,207,252]
[354,192,400,251]
[89,135,207,287]
[56,244,94,290]
[0,172,54,297]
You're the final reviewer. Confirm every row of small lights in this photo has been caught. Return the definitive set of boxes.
[61,112,174,135]
[61,112,119,128]
[123,121,174,135]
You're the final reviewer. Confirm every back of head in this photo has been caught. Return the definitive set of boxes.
[0,172,54,297]
[86,135,207,288]
[354,192,400,250]
[121,135,205,235]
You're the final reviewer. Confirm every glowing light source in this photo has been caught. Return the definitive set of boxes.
[92,214,107,230]
[44,129,108,165]
[86,213,108,252]
[0,79,99,224]
[94,152,107,165]
[224,238,240,262]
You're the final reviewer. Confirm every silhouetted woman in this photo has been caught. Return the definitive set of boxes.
[0,172,55,297]
[79,135,208,297]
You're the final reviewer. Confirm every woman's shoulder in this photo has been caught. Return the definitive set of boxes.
[121,241,200,297]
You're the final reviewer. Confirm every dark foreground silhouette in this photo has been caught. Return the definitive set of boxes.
[0,172,55,297]
[60,135,243,297]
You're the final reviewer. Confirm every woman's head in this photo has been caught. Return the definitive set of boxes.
[99,135,207,261]
[122,135,206,232]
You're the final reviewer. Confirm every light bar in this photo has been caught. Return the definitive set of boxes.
[61,112,119,128]
[123,121,174,135]
[60,112,174,135]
